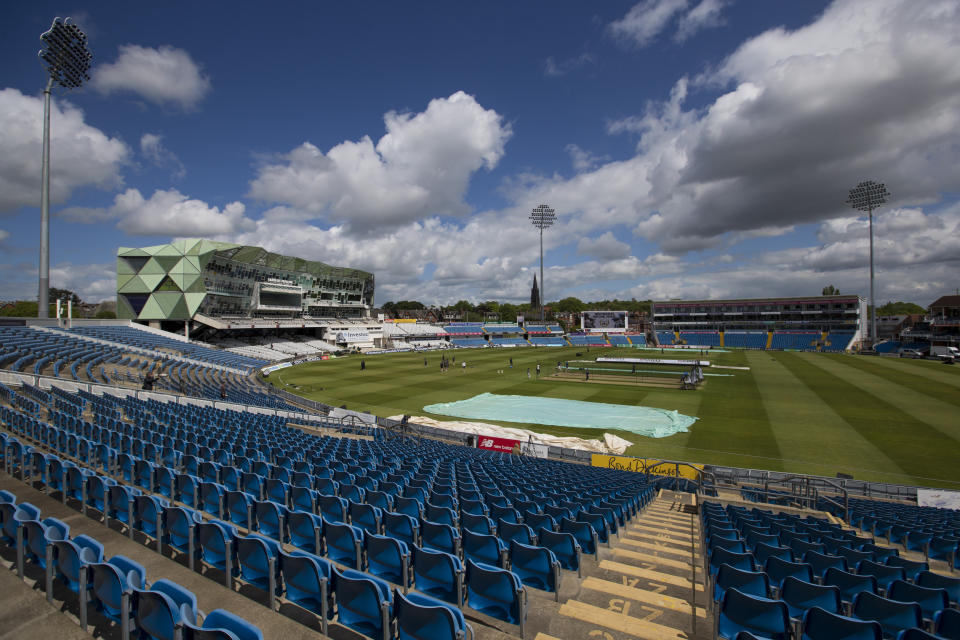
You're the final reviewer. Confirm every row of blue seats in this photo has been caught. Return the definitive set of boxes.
[680,332,722,347]
[0,382,651,637]
[724,332,768,349]
[3,426,526,639]
[58,325,268,371]
[703,502,960,639]
[0,488,265,640]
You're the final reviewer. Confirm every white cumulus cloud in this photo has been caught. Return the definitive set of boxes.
[91,44,211,109]
[61,188,254,237]
[248,91,511,232]
[0,88,128,214]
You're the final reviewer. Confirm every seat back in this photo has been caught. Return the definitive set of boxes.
[936,608,960,639]
[465,559,525,633]
[197,520,237,571]
[714,563,770,603]
[287,510,323,554]
[324,521,363,569]
[135,578,200,639]
[851,591,922,638]
[254,500,287,542]
[395,590,471,640]
[332,567,392,640]
[538,529,581,574]
[421,520,459,556]
[384,511,419,545]
[717,588,790,640]
[509,540,559,595]
[887,580,949,619]
[916,570,960,606]
[463,529,507,569]
[801,606,882,640]
[181,608,264,640]
[461,513,494,535]
[765,557,814,587]
[318,494,348,524]
[236,533,280,591]
[779,576,841,620]
[349,501,383,534]
[365,532,410,589]
[803,550,847,580]
[855,559,906,592]
[413,544,464,606]
[499,520,535,546]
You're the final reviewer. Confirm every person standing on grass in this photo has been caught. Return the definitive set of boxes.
[585,369,589,381]
[536,363,540,377]
[462,361,466,372]
[527,367,531,379]
[361,359,366,371]
[509,357,513,369]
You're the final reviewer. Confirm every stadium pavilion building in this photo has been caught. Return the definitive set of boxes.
[651,294,867,351]
[117,240,374,333]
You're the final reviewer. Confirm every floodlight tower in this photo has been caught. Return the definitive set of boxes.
[37,17,92,318]
[529,204,556,323]
[846,180,890,349]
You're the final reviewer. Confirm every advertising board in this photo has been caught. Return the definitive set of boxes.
[591,454,703,480]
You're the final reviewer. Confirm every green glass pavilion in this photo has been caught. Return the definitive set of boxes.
[117,239,374,321]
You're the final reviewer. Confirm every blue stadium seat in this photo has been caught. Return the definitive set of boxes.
[279,549,333,636]
[180,608,264,640]
[395,590,475,640]
[509,540,560,599]
[412,544,464,606]
[332,566,393,640]
[133,578,201,640]
[801,606,881,640]
[465,560,526,638]
[717,588,790,640]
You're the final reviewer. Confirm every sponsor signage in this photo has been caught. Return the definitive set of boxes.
[476,435,522,453]
[260,362,292,376]
[591,454,703,480]
[917,489,960,510]
[336,330,371,343]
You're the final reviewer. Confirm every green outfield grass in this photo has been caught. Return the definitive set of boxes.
[268,346,960,488]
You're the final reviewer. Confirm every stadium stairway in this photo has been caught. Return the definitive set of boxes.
[538,490,709,640]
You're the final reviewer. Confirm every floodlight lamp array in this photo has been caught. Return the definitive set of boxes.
[38,17,92,89]
[529,204,556,230]
[846,180,890,212]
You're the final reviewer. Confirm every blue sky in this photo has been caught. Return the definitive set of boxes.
[1,0,958,307]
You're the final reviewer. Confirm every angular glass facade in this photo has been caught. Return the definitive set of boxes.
[117,239,373,321]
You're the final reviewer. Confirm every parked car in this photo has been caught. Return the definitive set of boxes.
[899,349,925,358]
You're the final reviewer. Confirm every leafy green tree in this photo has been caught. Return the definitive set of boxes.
[49,287,82,304]
[876,301,926,316]
[94,309,117,319]
[822,285,840,295]
[555,296,586,314]
[452,300,474,312]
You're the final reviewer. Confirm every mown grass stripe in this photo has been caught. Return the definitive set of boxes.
[683,351,783,470]
[797,353,960,434]
[750,351,907,478]
[868,356,960,390]
[775,351,960,483]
